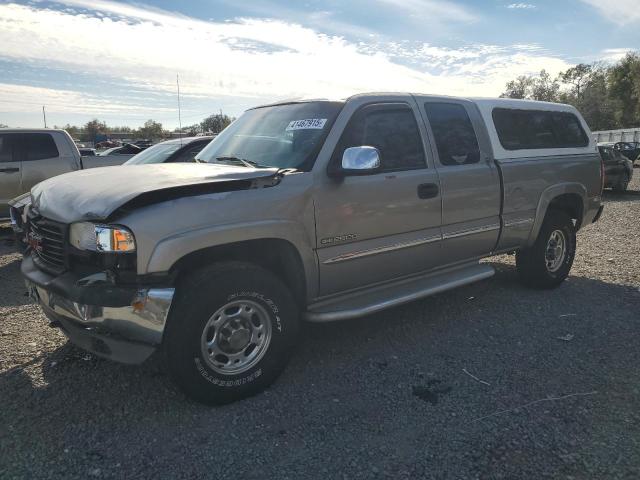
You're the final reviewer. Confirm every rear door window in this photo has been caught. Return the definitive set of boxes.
[424,102,481,166]
[0,133,18,162]
[23,133,59,161]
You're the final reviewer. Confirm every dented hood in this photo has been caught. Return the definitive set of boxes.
[31,163,280,223]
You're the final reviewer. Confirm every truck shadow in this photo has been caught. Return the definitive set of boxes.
[602,189,640,203]
[2,259,638,431]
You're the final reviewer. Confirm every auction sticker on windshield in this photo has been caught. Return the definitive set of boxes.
[286,119,327,131]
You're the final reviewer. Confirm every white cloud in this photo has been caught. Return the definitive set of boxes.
[0,1,573,125]
[506,3,537,9]
[0,83,177,114]
[600,48,635,62]
[579,0,640,25]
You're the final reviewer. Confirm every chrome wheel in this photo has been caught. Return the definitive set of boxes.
[200,299,272,375]
[545,229,566,273]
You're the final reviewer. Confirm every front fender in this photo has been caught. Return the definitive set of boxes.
[145,219,318,298]
[527,182,587,247]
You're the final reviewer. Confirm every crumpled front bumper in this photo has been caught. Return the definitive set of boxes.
[23,257,174,364]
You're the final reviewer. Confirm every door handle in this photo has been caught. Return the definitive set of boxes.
[0,167,19,173]
[417,183,439,199]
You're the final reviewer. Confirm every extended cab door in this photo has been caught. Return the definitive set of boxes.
[418,98,501,265]
[314,99,442,296]
[19,132,80,192]
[0,133,21,216]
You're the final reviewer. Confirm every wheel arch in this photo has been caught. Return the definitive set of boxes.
[527,183,586,247]
[166,237,311,308]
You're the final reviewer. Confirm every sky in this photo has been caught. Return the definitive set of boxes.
[0,0,638,129]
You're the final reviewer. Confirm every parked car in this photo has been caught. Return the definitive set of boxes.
[96,143,143,161]
[78,148,96,156]
[1,128,133,218]
[598,144,634,191]
[22,94,603,404]
[95,140,121,149]
[133,140,153,149]
[125,136,213,165]
[613,141,640,163]
[8,137,214,251]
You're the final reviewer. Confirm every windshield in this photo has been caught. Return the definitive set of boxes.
[125,142,183,164]
[196,101,343,170]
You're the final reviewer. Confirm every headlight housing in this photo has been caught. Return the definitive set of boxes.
[70,222,136,252]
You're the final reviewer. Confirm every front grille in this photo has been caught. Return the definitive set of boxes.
[28,214,67,274]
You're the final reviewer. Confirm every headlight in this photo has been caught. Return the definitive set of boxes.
[70,222,136,252]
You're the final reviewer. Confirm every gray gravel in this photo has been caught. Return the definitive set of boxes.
[1,174,640,479]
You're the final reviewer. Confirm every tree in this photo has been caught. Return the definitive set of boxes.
[559,63,594,100]
[0,123,7,128]
[500,70,559,102]
[572,68,615,131]
[500,75,534,99]
[137,119,164,140]
[608,53,640,128]
[530,70,560,102]
[181,124,202,136]
[200,113,233,134]
[112,125,132,133]
[84,119,107,143]
[57,123,81,139]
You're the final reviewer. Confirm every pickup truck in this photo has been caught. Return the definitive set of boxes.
[21,94,603,404]
[0,128,130,218]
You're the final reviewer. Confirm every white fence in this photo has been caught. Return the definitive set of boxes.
[592,128,640,143]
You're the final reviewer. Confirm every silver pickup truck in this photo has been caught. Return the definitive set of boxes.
[1,129,130,218]
[21,94,603,404]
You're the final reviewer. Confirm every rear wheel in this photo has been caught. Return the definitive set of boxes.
[164,261,299,404]
[516,210,576,289]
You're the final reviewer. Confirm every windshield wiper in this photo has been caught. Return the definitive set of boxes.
[215,155,261,168]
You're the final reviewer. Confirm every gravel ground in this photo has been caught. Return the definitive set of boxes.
[1,174,639,479]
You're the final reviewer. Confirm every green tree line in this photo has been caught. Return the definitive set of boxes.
[48,113,234,143]
[500,52,640,131]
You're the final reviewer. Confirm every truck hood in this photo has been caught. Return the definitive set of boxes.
[31,163,280,223]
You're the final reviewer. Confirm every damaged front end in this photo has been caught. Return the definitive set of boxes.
[23,163,283,363]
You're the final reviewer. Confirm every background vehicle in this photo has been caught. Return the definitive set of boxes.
[598,144,634,191]
[78,148,96,156]
[22,94,603,404]
[96,143,144,163]
[125,136,213,165]
[613,141,640,163]
[0,129,130,217]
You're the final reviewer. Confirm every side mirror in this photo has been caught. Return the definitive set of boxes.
[340,146,381,174]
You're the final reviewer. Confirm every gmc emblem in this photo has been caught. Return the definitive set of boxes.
[28,231,44,253]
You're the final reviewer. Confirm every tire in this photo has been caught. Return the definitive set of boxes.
[612,173,629,192]
[164,261,299,405]
[516,210,576,289]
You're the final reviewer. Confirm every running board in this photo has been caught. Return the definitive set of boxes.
[304,263,495,323]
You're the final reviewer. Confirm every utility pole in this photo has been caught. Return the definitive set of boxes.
[42,105,47,128]
[177,74,183,145]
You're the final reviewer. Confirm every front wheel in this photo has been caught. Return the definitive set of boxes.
[164,262,299,404]
[516,210,576,289]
